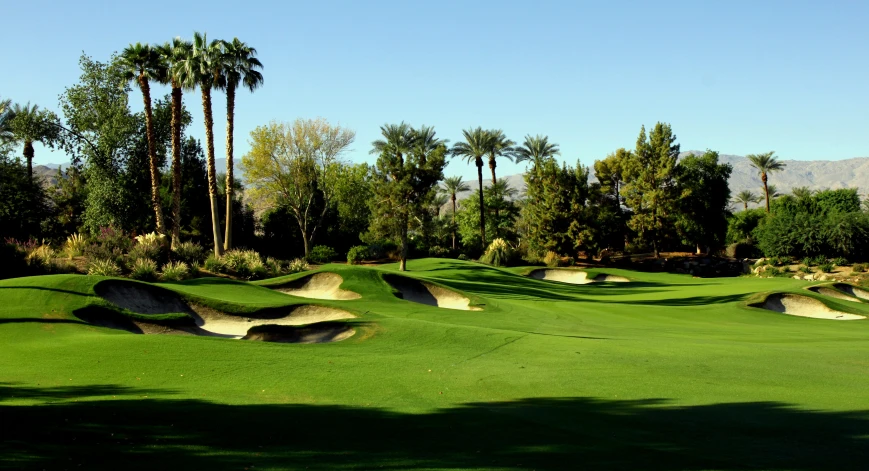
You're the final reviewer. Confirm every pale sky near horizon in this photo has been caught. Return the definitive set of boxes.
[2,0,868,181]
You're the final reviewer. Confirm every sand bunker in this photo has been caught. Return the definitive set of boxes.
[529,269,629,284]
[808,286,860,303]
[833,284,869,301]
[385,275,480,311]
[188,304,356,339]
[243,323,356,344]
[757,293,865,320]
[92,279,357,341]
[274,272,361,300]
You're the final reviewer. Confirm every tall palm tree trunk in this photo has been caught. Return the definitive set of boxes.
[489,158,500,221]
[477,159,486,250]
[170,85,183,249]
[451,195,457,250]
[223,83,236,251]
[23,141,34,180]
[743,201,748,211]
[139,76,166,235]
[762,173,770,213]
[201,87,224,256]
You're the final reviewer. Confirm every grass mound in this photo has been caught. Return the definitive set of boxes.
[94,279,192,315]
[808,285,861,303]
[753,293,865,320]
[273,272,361,300]
[384,274,480,311]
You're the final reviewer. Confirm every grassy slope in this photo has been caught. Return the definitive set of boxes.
[1,259,868,470]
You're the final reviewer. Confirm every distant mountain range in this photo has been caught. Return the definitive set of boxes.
[34,153,869,210]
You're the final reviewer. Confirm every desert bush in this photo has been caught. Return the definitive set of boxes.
[130,258,158,281]
[427,246,451,258]
[309,245,337,264]
[797,265,812,274]
[480,238,512,267]
[172,241,206,265]
[347,246,369,265]
[288,258,310,273]
[64,233,87,258]
[818,262,835,273]
[203,254,224,273]
[810,255,827,266]
[852,263,868,273]
[725,242,757,259]
[366,240,398,260]
[457,254,470,261]
[833,257,848,266]
[161,261,189,281]
[543,251,562,268]
[765,267,782,277]
[88,259,122,277]
[265,257,283,276]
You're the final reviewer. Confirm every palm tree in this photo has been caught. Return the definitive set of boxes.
[766,184,781,199]
[370,122,416,167]
[410,125,447,166]
[514,134,560,170]
[217,38,263,251]
[176,32,225,256]
[746,151,786,213]
[792,186,814,200]
[6,103,60,180]
[0,97,13,144]
[158,38,193,249]
[451,127,492,249]
[732,190,761,211]
[119,43,168,236]
[486,178,518,239]
[439,176,469,249]
[483,129,514,221]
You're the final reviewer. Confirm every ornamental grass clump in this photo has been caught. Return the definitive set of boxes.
[88,259,122,277]
[172,241,206,265]
[480,238,512,267]
[64,233,87,259]
[288,258,310,273]
[130,258,158,281]
[161,261,189,281]
[543,251,562,268]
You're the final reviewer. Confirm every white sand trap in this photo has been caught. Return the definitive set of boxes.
[386,276,480,311]
[188,304,357,339]
[529,269,629,284]
[243,324,356,344]
[95,280,191,315]
[758,293,865,320]
[808,286,860,303]
[834,284,869,301]
[275,272,361,300]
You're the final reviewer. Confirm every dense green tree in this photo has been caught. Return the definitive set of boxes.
[0,155,51,241]
[814,188,861,214]
[217,37,263,251]
[523,157,590,256]
[7,103,60,180]
[746,151,785,213]
[119,43,168,235]
[726,208,765,245]
[369,124,446,271]
[451,127,492,249]
[622,123,679,257]
[439,176,469,250]
[456,179,521,251]
[674,150,733,253]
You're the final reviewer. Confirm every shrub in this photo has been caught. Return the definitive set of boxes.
[427,246,451,258]
[203,254,224,273]
[810,255,827,266]
[26,244,56,269]
[480,238,512,267]
[543,251,562,268]
[818,262,835,273]
[309,245,337,264]
[288,258,310,273]
[161,261,189,281]
[64,233,87,258]
[725,242,756,259]
[457,254,469,261]
[366,240,399,260]
[0,242,29,279]
[852,263,868,273]
[801,257,813,266]
[130,258,158,281]
[766,267,782,277]
[265,257,283,276]
[833,257,848,266]
[798,265,812,274]
[347,246,369,265]
[172,241,206,265]
[96,226,133,253]
[564,256,576,267]
[88,259,122,277]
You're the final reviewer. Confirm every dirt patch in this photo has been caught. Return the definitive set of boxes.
[756,293,865,320]
[243,323,356,344]
[808,286,860,303]
[187,304,357,338]
[385,275,480,311]
[94,280,192,315]
[274,272,361,300]
[834,284,869,301]
[530,269,629,284]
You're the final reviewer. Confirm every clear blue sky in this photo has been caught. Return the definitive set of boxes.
[3,0,867,181]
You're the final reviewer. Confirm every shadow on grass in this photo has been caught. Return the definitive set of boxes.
[1,383,867,470]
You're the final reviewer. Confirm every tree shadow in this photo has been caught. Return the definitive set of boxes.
[1,384,867,470]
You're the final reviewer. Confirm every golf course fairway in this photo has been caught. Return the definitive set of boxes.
[2,258,868,470]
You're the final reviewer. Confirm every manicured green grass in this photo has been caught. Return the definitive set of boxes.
[2,259,868,470]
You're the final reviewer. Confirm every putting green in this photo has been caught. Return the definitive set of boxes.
[2,258,868,470]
